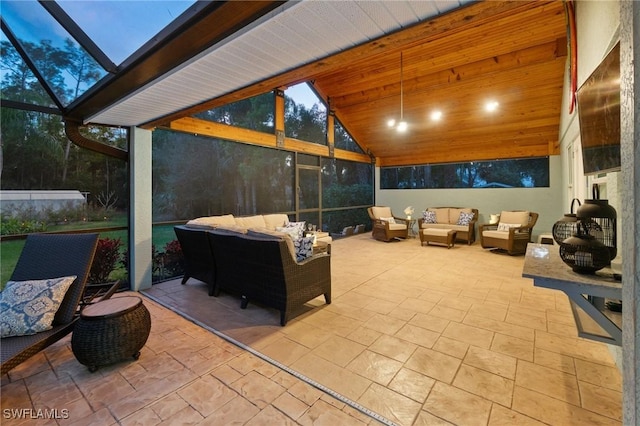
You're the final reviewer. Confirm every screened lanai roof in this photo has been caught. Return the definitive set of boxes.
[1,0,568,166]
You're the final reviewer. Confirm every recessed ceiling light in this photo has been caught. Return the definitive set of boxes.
[387,119,396,127]
[485,101,499,112]
[431,110,443,121]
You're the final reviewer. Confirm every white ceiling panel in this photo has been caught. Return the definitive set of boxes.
[89,0,470,127]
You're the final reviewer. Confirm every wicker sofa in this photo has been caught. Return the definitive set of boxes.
[417,207,479,245]
[175,214,332,325]
[207,228,331,326]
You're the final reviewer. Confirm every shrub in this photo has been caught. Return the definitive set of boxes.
[88,237,123,283]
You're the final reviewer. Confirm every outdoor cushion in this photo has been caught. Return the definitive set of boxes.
[499,211,530,226]
[1,276,76,338]
[263,214,289,230]
[457,211,475,226]
[371,206,392,219]
[422,211,437,224]
[449,208,472,224]
[497,223,521,232]
[429,208,450,224]
[186,214,235,229]
[235,215,267,229]
[248,228,297,262]
[482,230,510,240]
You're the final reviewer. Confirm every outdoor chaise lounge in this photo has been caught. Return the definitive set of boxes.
[1,233,99,375]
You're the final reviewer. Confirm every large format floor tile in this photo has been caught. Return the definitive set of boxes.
[1,234,622,425]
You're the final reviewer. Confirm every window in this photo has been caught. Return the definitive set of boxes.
[381,157,550,189]
[285,82,327,144]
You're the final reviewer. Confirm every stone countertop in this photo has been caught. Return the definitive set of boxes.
[522,243,622,297]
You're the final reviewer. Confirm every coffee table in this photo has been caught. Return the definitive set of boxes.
[421,228,457,249]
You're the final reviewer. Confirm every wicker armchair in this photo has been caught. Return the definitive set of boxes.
[174,225,216,296]
[1,233,99,375]
[367,206,409,242]
[480,210,538,255]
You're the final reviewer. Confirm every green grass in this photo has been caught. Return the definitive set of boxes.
[1,223,180,288]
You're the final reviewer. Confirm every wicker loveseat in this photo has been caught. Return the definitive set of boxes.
[207,228,331,326]
[417,207,479,245]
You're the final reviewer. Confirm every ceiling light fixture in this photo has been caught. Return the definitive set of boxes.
[485,100,499,112]
[387,52,408,132]
[431,110,443,121]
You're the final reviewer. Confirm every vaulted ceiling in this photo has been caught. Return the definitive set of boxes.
[65,1,569,167]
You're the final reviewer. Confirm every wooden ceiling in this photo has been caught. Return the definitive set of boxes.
[161,1,569,167]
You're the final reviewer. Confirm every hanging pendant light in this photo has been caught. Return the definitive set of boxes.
[387,52,408,132]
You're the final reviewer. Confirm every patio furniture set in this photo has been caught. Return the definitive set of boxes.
[175,213,332,326]
[368,206,538,254]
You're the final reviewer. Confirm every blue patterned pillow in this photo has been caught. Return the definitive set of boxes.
[457,211,475,225]
[293,236,314,262]
[285,221,306,239]
[422,211,437,224]
[1,276,76,338]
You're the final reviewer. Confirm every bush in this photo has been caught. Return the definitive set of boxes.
[88,237,123,283]
[0,217,47,235]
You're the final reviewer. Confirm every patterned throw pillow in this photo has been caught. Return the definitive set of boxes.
[380,217,396,224]
[457,211,475,226]
[422,211,437,224]
[497,222,521,232]
[294,236,315,262]
[285,221,306,239]
[1,276,77,338]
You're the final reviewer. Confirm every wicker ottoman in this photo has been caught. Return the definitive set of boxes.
[421,228,457,249]
[72,296,151,372]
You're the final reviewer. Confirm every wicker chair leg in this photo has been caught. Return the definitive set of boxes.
[241,296,249,309]
[181,275,190,284]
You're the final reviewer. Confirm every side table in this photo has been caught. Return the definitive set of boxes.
[72,296,151,372]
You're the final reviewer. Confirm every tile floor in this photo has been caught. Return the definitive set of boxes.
[1,234,622,425]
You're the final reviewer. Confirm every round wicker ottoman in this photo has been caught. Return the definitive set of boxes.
[72,296,151,372]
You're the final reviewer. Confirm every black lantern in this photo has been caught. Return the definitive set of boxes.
[576,184,617,263]
[552,198,582,244]
[559,221,611,274]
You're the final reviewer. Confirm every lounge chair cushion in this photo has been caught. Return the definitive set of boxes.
[1,276,76,338]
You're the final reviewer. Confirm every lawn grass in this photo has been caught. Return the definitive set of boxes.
[1,222,180,287]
